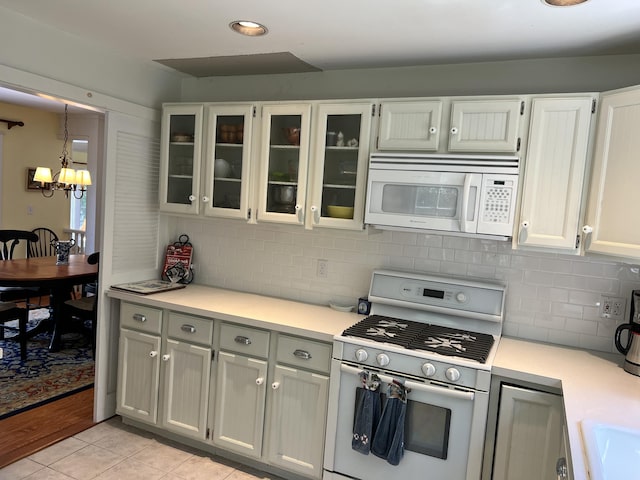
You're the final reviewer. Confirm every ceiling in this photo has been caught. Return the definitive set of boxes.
[1,0,640,108]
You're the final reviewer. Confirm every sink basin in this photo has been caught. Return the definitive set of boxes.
[581,419,640,479]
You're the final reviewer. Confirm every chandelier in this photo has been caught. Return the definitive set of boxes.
[33,104,92,199]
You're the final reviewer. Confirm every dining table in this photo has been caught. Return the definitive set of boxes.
[0,254,98,352]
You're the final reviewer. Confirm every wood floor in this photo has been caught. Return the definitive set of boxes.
[0,387,95,468]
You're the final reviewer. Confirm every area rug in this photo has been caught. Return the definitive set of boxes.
[0,309,94,419]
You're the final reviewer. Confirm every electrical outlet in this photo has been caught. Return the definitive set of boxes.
[317,259,328,278]
[600,295,626,320]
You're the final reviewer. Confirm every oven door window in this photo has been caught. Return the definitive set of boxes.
[405,400,451,459]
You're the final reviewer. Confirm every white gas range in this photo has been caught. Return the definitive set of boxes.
[323,269,506,480]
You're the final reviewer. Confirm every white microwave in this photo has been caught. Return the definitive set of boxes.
[365,153,519,239]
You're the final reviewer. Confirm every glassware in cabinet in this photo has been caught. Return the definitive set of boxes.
[257,104,312,225]
[203,105,254,219]
[160,105,203,215]
[306,103,373,230]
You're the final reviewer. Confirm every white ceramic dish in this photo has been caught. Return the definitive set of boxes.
[581,419,640,480]
[329,303,355,312]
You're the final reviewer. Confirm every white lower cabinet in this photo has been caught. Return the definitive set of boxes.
[213,350,268,458]
[118,306,332,480]
[267,337,330,478]
[492,385,565,480]
[117,304,212,441]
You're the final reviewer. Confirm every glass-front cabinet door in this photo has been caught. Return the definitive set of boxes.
[159,104,203,215]
[256,104,312,225]
[306,102,373,230]
[203,104,254,219]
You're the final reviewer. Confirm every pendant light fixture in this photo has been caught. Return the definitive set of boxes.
[33,104,92,198]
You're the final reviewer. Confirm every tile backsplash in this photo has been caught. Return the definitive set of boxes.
[168,216,640,354]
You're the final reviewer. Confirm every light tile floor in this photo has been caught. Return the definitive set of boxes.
[0,417,284,480]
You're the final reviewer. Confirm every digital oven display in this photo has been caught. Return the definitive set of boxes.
[422,288,445,299]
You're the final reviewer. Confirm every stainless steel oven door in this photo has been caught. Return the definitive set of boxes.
[324,362,489,480]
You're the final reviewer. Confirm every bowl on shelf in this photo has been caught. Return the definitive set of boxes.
[214,158,231,178]
[327,205,354,219]
[171,133,193,142]
[283,127,300,146]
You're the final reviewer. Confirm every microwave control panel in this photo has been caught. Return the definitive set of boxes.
[478,174,518,235]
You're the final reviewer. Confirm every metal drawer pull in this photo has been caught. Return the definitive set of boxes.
[293,349,312,360]
[162,354,171,361]
[181,324,196,334]
[256,377,264,385]
[235,335,252,345]
[271,382,280,390]
[149,350,158,358]
[132,313,147,322]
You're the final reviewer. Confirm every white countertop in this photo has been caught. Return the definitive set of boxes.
[108,284,639,479]
[494,337,640,480]
[108,284,361,342]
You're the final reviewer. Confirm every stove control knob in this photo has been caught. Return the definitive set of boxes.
[455,292,467,303]
[421,363,436,377]
[445,367,461,382]
[376,353,390,367]
[354,349,368,362]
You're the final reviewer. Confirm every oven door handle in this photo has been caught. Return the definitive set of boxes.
[340,364,475,401]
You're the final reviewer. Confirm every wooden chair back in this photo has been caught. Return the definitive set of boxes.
[0,230,39,260]
[28,227,59,258]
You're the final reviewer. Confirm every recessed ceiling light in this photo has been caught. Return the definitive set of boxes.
[542,0,589,6]
[229,20,268,37]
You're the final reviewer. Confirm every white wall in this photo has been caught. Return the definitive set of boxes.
[165,216,640,355]
[180,54,640,102]
[0,6,183,110]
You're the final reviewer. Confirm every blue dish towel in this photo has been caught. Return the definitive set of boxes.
[352,371,381,454]
[371,382,408,465]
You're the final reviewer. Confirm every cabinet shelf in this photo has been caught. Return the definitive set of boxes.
[170,142,195,146]
[169,174,194,180]
[270,144,300,150]
[323,183,356,190]
[215,177,242,183]
[325,146,358,151]
[216,143,244,148]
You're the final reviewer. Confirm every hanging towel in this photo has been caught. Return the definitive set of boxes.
[352,371,381,454]
[371,381,408,465]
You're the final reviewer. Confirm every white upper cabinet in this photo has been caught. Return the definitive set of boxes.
[376,97,524,153]
[159,104,204,214]
[305,102,373,230]
[583,85,640,259]
[448,98,523,152]
[377,100,443,150]
[256,103,312,226]
[517,96,596,252]
[202,104,254,220]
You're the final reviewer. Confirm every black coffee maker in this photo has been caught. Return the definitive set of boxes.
[614,290,640,376]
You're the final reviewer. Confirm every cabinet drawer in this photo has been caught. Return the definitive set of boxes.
[276,334,332,373]
[120,302,162,335]
[219,323,270,358]
[167,312,213,346]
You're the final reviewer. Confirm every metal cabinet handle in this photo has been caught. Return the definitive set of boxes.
[450,127,459,135]
[255,377,264,385]
[293,349,312,360]
[310,205,320,224]
[556,457,568,480]
[295,204,304,223]
[429,126,437,134]
[133,313,147,323]
[234,335,251,345]
[271,382,280,390]
[181,324,196,334]
[149,350,158,357]
[582,225,593,234]
[521,220,529,229]
[162,354,170,361]
[202,196,210,203]
[188,194,196,202]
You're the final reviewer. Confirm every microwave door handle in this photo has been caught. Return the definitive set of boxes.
[460,173,472,233]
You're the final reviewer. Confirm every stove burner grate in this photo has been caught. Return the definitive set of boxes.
[342,315,495,363]
[408,324,495,363]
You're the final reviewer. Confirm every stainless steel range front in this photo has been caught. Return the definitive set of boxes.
[323,270,505,480]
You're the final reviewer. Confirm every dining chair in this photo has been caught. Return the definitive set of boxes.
[28,227,59,258]
[0,230,40,303]
[0,301,28,360]
[61,252,99,355]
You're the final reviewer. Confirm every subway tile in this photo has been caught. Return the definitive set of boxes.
[564,318,598,335]
[551,302,583,319]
